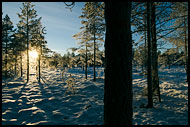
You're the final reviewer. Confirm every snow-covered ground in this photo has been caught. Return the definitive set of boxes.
[2,66,188,125]
[133,66,188,125]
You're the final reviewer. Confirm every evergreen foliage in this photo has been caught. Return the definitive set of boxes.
[2,14,15,78]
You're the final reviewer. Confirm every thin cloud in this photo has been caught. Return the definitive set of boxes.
[41,14,79,32]
[34,2,81,17]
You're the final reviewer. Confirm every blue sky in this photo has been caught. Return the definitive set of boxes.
[2,2,174,56]
[2,2,85,56]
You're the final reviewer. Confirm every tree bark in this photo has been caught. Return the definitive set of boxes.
[20,53,23,77]
[147,2,153,108]
[144,27,147,71]
[151,2,161,102]
[144,15,147,72]
[14,53,17,76]
[5,30,8,78]
[184,16,188,81]
[38,45,41,83]
[188,2,189,83]
[93,28,96,81]
[19,34,23,77]
[93,7,96,81]
[104,2,133,125]
[26,5,29,83]
[85,43,88,79]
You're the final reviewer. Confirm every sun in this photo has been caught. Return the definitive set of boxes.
[29,50,38,59]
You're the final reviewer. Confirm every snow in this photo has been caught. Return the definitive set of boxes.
[2,66,188,125]
[132,66,188,125]
[2,67,104,125]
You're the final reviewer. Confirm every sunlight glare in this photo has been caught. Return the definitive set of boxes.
[29,50,38,59]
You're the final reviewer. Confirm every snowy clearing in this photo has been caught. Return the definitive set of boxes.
[2,66,188,125]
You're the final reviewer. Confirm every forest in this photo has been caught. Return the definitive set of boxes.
[2,2,189,125]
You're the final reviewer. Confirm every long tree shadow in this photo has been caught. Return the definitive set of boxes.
[2,67,104,125]
[37,69,104,125]
[133,93,188,125]
[2,77,27,125]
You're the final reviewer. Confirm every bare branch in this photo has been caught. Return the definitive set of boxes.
[64,2,75,12]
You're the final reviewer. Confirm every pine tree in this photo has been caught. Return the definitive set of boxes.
[131,2,174,72]
[68,48,84,68]
[104,2,132,125]
[15,21,27,77]
[11,30,22,76]
[166,2,188,80]
[2,14,15,78]
[131,3,148,73]
[79,2,105,81]
[133,2,161,105]
[30,20,47,83]
[17,2,41,82]
[73,26,92,79]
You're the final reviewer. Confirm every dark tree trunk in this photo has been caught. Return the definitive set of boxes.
[93,30,96,81]
[93,3,96,82]
[38,56,40,83]
[85,43,88,79]
[26,6,29,83]
[14,53,17,76]
[144,28,147,71]
[5,30,8,78]
[19,34,23,78]
[184,16,188,81]
[188,2,190,125]
[144,19,147,72]
[188,2,190,83]
[38,45,41,83]
[104,2,133,125]
[20,53,23,77]
[151,2,161,102]
[146,2,153,108]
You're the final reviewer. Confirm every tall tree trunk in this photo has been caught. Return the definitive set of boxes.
[188,2,190,125]
[5,30,8,78]
[93,28,96,81]
[187,2,189,83]
[151,2,161,102]
[15,53,17,76]
[38,45,41,83]
[20,53,23,77]
[104,2,132,125]
[184,16,188,81]
[144,29,147,71]
[144,17,147,72]
[85,43,88,79]
[168,57,171,69]
[26,6,29,83]
[19,34,23,78]
[147,2,153,108]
